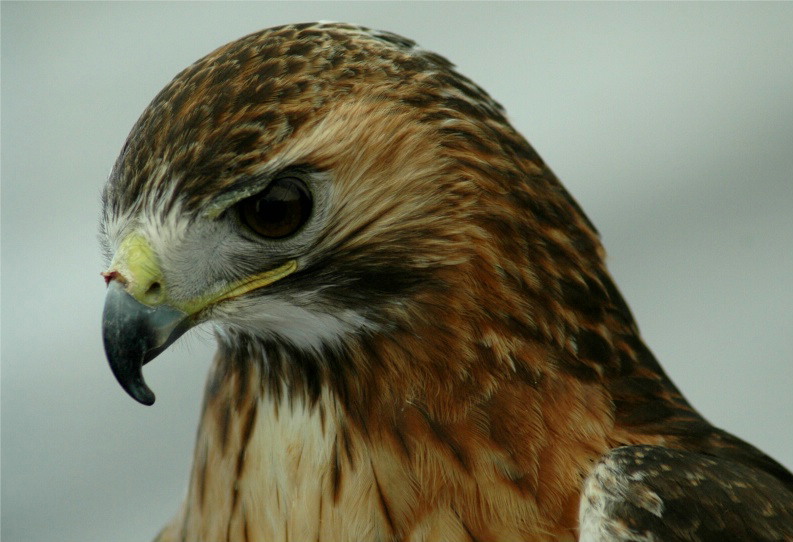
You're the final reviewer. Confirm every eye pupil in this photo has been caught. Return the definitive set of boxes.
[240,177,312,238]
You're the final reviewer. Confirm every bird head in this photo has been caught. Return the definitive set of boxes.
[101,23,610,408]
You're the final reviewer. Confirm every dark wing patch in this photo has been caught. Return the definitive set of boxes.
[579,445,793,541]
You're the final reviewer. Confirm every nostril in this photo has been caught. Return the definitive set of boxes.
[146,282,162,296]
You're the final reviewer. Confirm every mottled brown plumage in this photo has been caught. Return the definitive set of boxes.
[100,23,793,541]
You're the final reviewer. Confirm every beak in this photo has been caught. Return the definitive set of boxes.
[101,233,298,406]
[102,281,190,405]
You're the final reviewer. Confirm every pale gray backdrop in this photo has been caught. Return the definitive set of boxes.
[2,3,792,541]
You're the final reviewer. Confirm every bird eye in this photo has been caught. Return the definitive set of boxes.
[238,177,312,239]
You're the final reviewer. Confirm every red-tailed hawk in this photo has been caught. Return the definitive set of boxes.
[100,22,793,541]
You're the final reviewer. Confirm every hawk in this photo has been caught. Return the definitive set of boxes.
[100,22,793,541]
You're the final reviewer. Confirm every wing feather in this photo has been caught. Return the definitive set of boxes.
[579,445,793,541]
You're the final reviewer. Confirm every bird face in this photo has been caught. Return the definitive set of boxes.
[100,23,497,404]
[101,22,604,408]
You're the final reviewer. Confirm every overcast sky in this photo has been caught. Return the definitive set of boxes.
[3,3,792,541]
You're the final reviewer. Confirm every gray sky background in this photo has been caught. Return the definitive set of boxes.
[2,3,792,541]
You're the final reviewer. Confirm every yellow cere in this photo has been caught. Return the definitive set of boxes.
[108,233,167,306]
[108,233,298,314]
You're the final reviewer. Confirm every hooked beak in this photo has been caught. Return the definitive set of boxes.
[101,233,297,405]
[102,281,190,405]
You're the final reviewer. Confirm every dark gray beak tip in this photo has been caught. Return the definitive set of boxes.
[102,281,189,406]
[120,372,156,406]
[102,321,157,406]
[135,387,156,406]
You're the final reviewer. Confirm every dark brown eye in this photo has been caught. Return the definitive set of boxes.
[239,177,312,238]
